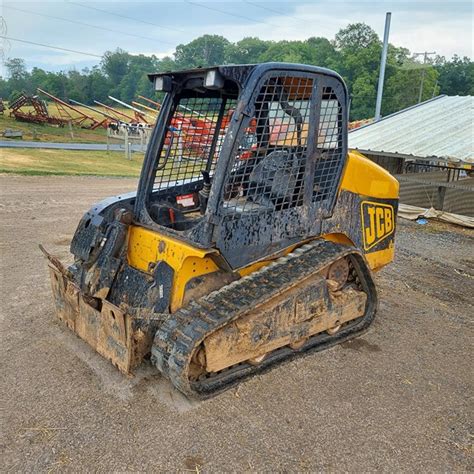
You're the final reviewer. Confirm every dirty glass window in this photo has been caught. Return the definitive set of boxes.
[222,75,314,215]
[312,86,344,203]
[153,95,237,193]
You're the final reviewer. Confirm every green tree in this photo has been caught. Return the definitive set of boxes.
[0,28,470,120]
[41,71,69,99]
[67,70,88,102]
[334,24,381,119]
[101,48,130,84]
[225,37,271,64]
[158,56,176,72]
[5,58,28,81]
[350,72,377,119]
[4,58,29,93]
[435,55,474,95]
[304,37,340,69]
[258,40,308,63]
[335,23,380,51]
[112,53,159,102]
[84,66,111,104]
[175,35,230,69]
[0,77,9,99]
[135,73,154,99]
[383,62,439,115]
[30,67,49,91]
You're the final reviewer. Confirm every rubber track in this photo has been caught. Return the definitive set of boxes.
[151,240,377,398]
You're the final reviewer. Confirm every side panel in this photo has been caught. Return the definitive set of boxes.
[127,226,219,312]
[322,151,399,271]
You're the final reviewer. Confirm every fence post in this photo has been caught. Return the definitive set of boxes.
[436,186,447,211]
[124,128,128,160]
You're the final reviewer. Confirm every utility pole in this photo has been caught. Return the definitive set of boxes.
[375,12,391,122]
[413,51,436,103]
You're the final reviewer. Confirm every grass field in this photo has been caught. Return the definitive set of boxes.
[0,113,108,143]
[0,148,144,177]
[0,147,206,180]
[0,102,206,179]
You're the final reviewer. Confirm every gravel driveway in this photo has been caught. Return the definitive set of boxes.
[1,175,472,472]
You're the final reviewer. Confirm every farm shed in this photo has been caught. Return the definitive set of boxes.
[349,95,474,217]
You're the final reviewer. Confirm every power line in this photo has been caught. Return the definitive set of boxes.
[188,0,334,36]
[244,0,306,25]
[0,35,102,58]
[68,2,186,34]
[3,5,175,46]
[243,0,335,34]
[184,0,280,27]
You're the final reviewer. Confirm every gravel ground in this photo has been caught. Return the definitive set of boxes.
[1,175,473,472]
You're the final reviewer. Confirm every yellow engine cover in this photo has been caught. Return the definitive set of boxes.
[324,150,399,271]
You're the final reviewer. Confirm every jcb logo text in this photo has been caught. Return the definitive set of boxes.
[361,201,395,251]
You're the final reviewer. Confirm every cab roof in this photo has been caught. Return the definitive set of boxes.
[147,62,345,90]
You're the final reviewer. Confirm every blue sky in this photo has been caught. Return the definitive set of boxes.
[1,0,472,75]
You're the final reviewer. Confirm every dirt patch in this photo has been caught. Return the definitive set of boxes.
[53,236,72,246]
[1,175,473,471]
[341,338,382,352]
[184,455,205,470]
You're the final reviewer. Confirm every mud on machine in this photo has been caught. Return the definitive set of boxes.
[43,63,399,398]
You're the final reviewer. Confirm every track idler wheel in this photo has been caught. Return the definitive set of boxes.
[326,257,350,291]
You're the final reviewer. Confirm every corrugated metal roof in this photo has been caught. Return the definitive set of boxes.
[349,95,474,163]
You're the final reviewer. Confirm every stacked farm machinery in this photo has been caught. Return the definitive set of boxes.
[108,95,155,125]
[6,89,240,159]
[9,93,69,126]
[8,89,109,129]
[6,89,158,133]
[37,89,108,130]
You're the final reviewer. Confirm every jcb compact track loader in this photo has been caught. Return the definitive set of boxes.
[43,63,399,398]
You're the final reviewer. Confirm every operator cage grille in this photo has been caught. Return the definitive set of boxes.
[152,93,237,192]
[222,73,344,217]
[151,72,344,225]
